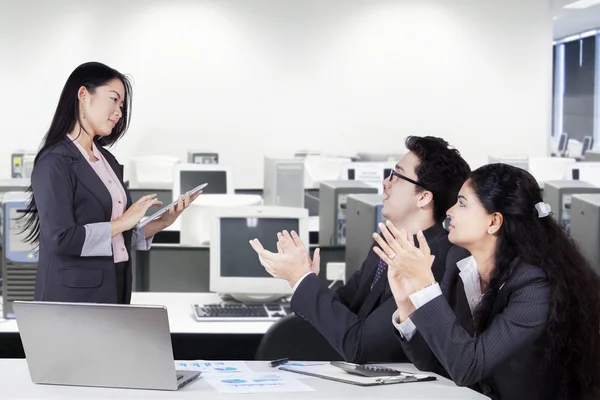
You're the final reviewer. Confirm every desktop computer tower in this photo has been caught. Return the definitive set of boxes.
[570,194,600,274]
[263,157,305,208]
[543,181,600,233]
[319,181,378,246]
[345,194,384,278]
[11,152,35,179]
[188,151,219,164]
[2,192,38,319]
[488,156,529,171]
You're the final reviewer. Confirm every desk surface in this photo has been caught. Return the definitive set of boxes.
[0,360,488,399]
[164,216,320,232]
[0,293,275,335]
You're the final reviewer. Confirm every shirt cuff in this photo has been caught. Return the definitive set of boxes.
[131,226,153,251]
[82,222,113,257]
[392,310,418,341]
[409,283,443,309]
[292,272,315,292]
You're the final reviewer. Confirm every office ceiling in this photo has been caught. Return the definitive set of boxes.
[554,0,600,39]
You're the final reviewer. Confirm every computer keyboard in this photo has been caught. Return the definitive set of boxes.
[192,303,292,322]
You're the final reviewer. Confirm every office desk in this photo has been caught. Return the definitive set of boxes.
[0,360,488,399]
[0,293,273,359]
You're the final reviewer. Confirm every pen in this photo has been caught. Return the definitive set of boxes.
[268,358,289,368]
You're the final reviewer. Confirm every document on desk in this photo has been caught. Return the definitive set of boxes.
[203,373,315,394]
[279,364,436,386]
[174,361,253,376]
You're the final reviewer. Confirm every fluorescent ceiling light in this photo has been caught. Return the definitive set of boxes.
[564,0,600,9]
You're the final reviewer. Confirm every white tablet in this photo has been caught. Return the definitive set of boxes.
[136,183,207,229]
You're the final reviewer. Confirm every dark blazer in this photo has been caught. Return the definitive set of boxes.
[291,223,452,363]
[398,245,552,400]
[32,137,134,304]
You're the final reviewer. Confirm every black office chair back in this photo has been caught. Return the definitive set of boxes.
[255,314,343,361]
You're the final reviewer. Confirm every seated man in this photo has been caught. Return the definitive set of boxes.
[250,136,470,363]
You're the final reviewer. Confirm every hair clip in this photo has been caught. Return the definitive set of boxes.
[535,202,551,218]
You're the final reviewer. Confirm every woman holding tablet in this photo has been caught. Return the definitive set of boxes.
[22,62,201,304]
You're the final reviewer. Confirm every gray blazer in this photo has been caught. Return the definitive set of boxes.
[32,137,147,304]
[398,246,552,400]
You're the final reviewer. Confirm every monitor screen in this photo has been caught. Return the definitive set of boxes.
[383,168,392,180]
[180,170,227,195]
[129,189,172,216]
[583,137,592,155]
[558,133,568,152]
[219,217,299,278]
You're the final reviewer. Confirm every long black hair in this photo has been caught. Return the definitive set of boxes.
[469,163,600,399]
[22,62,133,246]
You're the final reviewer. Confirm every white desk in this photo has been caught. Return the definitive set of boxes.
[0,293,275,334]
[0,360,488,399]
[164,216,320,233]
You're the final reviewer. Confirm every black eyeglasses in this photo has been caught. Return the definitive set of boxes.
[388,169,429,191]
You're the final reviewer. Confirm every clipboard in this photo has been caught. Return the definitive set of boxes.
[279,364,436,387]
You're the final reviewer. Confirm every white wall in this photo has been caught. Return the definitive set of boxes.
[0,0,553,188]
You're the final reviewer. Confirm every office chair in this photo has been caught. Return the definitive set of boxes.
[254,314,343,361]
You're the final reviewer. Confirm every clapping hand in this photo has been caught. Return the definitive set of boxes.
[371,221,436,308]
[249,230,319,287]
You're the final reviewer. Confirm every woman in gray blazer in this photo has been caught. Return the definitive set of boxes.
[373,164,600,399]
[21,62,200,304]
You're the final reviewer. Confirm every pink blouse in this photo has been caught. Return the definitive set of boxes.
[68,135,129,263]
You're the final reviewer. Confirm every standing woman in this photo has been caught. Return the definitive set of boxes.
[22,62,200,304]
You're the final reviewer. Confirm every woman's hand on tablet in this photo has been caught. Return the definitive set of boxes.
[158,189,203,228]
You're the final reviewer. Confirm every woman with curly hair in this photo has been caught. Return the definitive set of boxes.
[374,163,600,399]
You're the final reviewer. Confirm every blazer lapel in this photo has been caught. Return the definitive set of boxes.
[489,257,522,320]
[98,146,132,208]
[454,278,475,336]
[356,272,386,319]
[62,137,112,222]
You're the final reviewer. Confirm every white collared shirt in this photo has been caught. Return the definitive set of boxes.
[393,256,483,340]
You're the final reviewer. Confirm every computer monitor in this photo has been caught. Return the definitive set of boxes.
[128,156,180,189]
[209,206,309,302]
[342,161,394,194]
[558,132,569,156]
[172,164,233,200]
[576,162,600,187]
[528,157,576,184]
[488,156,529,171]
[180,194,263,245]
[187,151,219,164]
[303,155,353,189]
[582,136,593,156]
[129,188,172,217]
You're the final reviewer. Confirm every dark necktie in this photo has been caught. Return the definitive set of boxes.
[371,258,388,290]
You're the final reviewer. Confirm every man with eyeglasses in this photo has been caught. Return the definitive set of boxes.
[250,136,471,363]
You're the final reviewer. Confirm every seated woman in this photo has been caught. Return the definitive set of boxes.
[373,163,600,400]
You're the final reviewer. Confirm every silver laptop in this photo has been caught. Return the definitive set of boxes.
[13,301,200,391]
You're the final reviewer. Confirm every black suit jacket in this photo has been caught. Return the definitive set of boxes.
[32,137,134,304]
[398,246,552,400]
[291,223,451,363]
